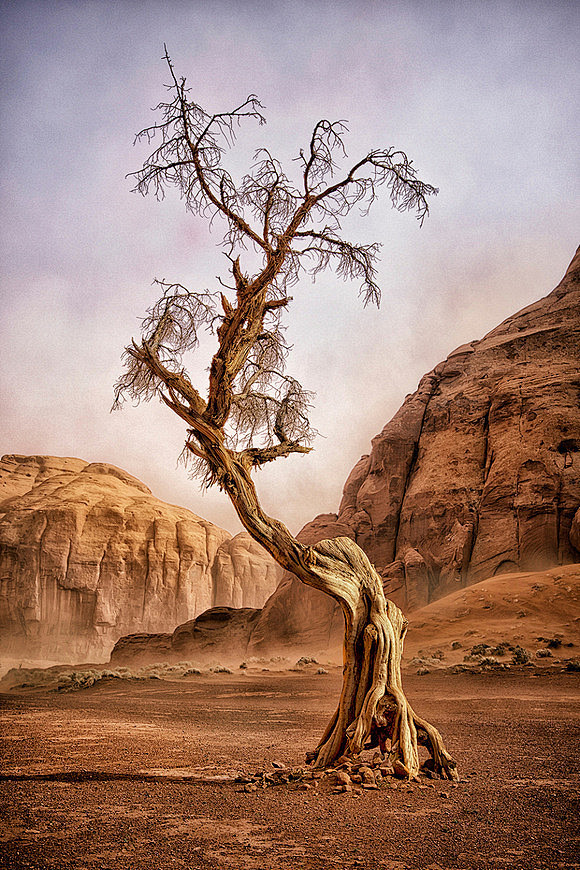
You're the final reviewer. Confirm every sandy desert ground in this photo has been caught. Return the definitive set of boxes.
[1,563,579,870]
[1,663,579,870]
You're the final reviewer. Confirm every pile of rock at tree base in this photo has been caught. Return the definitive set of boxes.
[235,751,460,795]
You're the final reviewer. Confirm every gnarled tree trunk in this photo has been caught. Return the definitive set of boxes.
[200,439,457,780]
[296,537,457,778]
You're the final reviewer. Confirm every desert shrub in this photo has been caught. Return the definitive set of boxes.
[511,646,531,665]
[1,667,60,689]
[295,656,318,667]
[3,661,210,693]
[490,642,513,656]
[535,648,552,658]
[470,643,490,657]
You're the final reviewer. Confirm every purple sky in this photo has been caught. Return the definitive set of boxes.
[1,0,578,535]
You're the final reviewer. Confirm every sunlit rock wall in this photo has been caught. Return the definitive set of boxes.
[0,455,281,662]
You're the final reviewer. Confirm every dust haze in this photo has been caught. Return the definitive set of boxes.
[1,0,578,534]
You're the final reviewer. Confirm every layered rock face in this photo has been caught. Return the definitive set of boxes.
[339,245,580,605]
[246,246,580,653]
[0,455,281,661]
[111,607,262,665]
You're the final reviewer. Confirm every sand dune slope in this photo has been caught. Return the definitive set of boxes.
[404,563,580,667]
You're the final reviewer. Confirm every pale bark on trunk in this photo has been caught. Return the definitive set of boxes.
[200,437,458,780]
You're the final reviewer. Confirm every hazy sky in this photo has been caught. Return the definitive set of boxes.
[1,0,578,535]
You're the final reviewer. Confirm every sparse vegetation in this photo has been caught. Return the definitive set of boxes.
[511,646,531,666]
[295,656,318,667]
[0,661,210,692]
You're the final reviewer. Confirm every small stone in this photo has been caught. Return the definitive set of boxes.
[296,782,312,790]
[243,783,258,793]
[271,760,285,768]
[393,760,411,780]
[335,770,352,787]
[359,766,376,786]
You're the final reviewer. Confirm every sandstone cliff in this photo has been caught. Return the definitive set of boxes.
[0,455,281,661]
[338,244,580,605]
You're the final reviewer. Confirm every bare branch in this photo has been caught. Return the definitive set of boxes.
[294,229,381,306]
[118,52,437,483]
[130,48,269,253]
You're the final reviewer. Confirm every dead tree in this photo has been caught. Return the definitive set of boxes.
[115,49,457,779]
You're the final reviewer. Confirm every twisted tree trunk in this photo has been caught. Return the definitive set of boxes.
[197,436,457,780]
[296,537,457,778]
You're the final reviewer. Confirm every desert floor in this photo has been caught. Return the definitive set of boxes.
[1,667,578,870]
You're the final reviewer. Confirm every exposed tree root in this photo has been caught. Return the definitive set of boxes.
[301,537,458,781]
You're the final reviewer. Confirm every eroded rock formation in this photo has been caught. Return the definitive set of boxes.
[0,455,281,661]
[339,245,580,600]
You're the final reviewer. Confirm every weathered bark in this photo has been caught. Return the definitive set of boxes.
[195,435,458,780]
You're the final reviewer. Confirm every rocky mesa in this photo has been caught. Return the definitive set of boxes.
[0,455,282,662]
[342,244,580,599]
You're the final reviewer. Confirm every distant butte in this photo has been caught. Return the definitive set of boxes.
[0,455,281,662]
